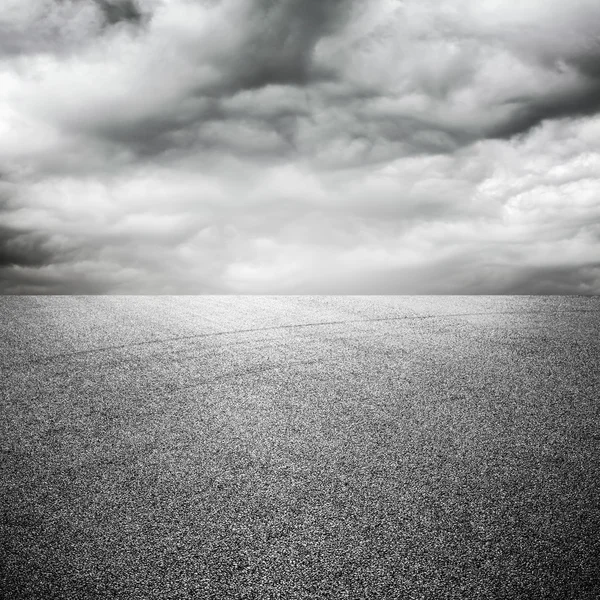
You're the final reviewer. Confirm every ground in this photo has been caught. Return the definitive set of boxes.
[1,296,599,599]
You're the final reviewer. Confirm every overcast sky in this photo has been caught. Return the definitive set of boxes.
[1,0,599,294]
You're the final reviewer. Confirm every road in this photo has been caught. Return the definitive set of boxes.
[1,296,599,599]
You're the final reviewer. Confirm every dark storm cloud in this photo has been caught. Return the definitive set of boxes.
[501,263,600,295]
[228,0,348,90]
[0,261,109,294]
[51,0,599,168]
[0,220,58,268]
[87,99,303,165]
[490,72,600,140]
[0,185,65,270]
[0,181,73,275]
[62,0,352,159]
[93,0,146,26]
[94,99,225,158]
[0,0,148,57]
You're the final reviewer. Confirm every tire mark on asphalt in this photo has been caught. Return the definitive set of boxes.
[29,335,279,381]
[162,358,323,394]
[9,309,598,367]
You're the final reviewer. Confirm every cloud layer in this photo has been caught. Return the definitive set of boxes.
[1,0,599,293]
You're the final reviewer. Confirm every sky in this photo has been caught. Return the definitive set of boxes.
[1,0,599,294]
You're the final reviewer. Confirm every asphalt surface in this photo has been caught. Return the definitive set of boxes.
[1,296,599,599]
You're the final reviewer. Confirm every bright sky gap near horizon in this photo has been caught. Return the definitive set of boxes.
[1,0,599,294]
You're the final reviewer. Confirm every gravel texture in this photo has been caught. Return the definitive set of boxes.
[1,296,599,599]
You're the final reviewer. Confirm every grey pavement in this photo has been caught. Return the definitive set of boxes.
[1,296,599,599]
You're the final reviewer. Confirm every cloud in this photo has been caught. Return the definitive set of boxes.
[93,0,146,27]
[0,224,54,268]
[0,0,599,294]
[0,0,148,58]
